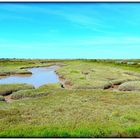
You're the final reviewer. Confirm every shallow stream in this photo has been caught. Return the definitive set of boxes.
[0,66,60,88]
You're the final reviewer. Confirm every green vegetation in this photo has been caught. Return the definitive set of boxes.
[0,59,140,137]
[0,83,34,96]
[11,83,61,100]
[0,96,5,102]
[57,60,140,89]
[0,88,140,137]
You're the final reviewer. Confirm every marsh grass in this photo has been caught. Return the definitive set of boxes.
[57,60,140,89]
[0,83,34,96]
[0,88,140,137]
[1,59,140,137]
[11,83,61,99]
[118,81,140,91]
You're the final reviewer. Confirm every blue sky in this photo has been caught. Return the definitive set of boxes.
[0,3,140,59]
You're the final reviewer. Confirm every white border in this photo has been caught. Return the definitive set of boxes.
[0,0,140,2]
[0,1,139,140]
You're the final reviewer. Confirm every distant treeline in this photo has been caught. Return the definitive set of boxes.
[1,58,140,64]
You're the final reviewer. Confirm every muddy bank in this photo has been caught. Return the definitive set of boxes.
[55,73,73,89]
[4,95,12,103]
[0,71,32,79]
[20,64,54,69]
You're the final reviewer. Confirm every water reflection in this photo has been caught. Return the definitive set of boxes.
[0,66,60,88]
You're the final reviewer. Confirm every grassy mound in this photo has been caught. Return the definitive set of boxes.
[118,81,140,91]
[73,80,112,89]
[110,78,140,86]
[0,83,35,96]
[11,83,61,100]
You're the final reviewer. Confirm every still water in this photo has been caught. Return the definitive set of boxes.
[0,66,60,88]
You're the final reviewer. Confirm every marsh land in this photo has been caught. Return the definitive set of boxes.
[0,59,140,137]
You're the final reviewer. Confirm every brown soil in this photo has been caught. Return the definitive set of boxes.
[0,73,32,79]
[13,73,32,77]
[4,95,12,103]
[58,75,72,89]
[105,84,120,91]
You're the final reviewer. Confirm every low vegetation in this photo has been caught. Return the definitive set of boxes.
[0,96,5,102]
[0,59,140,137]
[0,88,140,137]
[118,81,140,91]
[11,83,61,100]
[56,60,140,89]
[0,83,34,96]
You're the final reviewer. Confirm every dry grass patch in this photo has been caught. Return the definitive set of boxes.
[118,81,140,91]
